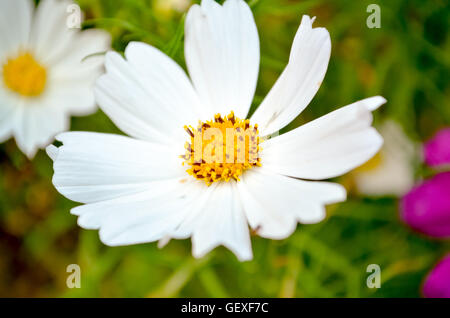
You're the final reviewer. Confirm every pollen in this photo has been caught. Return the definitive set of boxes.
[2,52,47,97]
[183,112,261,186]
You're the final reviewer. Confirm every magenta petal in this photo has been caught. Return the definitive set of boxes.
[424,128,450,167]
[401,172,450,238]
[423,254,450,298]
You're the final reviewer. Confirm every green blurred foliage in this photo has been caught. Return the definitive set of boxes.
[0,0,449,297]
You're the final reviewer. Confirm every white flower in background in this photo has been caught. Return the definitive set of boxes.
[352,120,416,197]
[0,0,110,158]
[155,0,192,14]
[47,0,385,261]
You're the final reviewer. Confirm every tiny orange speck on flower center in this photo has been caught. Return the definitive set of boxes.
[2,52,47,97]
[183,111,261,185]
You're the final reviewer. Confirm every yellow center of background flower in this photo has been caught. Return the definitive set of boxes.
[354,151,383,173]
[183,112,261,185]
[2,52,47,97]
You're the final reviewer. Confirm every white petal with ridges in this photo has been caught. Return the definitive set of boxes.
[49,132,185,204]
[191,182,253,261]
[95,47,202,144]
[185,0,259,118]
[125,41,205,121]
[237,168,346,239]
[72,179,204,246]
[261,97,386,180]
[251,15,331,136]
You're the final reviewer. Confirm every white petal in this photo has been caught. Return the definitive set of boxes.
[44,29,110,117]
[29,0,71,58]
[46,144,59,161]
[237,168,346,239]
[184,0,259,118]
[45,78,97,116]
[0,0,33,56]
[12,102,69,158]
[261,97,386,180]
[4,68,104,159]
[124,42,205,122]
[157,236,171,249]
[28,0,110,95]
[95,47,201,143]
[251,15,331,136]
[191,182,253,261]
[0,90,19,143]
[29,0,85,63]
[50,131,185,204]
[49,29,110,80]
[71,179,203,246]
[361,95,386,111]
[167,181,217,240]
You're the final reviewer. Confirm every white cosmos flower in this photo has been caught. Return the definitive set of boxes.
[47,0,385,261]
[0,0,110,158]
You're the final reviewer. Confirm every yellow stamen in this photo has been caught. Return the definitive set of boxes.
[2,52,47,97]
[183,112,261,186]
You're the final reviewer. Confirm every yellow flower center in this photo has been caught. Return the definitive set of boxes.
[2,52,47,97]
[183,112,261,185]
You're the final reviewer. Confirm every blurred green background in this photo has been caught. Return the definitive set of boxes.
[0,0,449,297]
